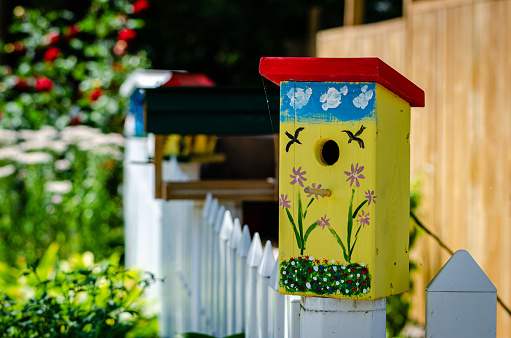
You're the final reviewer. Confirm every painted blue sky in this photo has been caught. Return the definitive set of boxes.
[280,81,376,124]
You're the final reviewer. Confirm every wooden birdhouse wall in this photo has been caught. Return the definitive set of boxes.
[278,81,410,300]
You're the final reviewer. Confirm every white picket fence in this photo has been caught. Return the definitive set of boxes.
[124,137,498,338]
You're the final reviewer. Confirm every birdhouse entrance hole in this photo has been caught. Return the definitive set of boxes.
[318,139,340,166]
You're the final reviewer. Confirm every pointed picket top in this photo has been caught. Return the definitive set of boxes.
[202,192,212,219]
[230,218,242,251]
[427,250,496,293]
[214,205,226,233]
[208,198,219,225]
[269,252,280,290]
[219,210,234,242]
[238,225,252,258]
[247,232,263,268]
[258,240,276,278]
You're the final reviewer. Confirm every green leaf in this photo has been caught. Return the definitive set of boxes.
[352,200,368,219]
[303,197,314,218]
[297,192,304,246]
[286,208,302,249]
[329,227,350,262]
[347,189,355,255]
[303,221,318,247]
[349,225,363,258]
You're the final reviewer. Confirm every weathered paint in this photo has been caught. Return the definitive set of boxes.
[278,81,410,300]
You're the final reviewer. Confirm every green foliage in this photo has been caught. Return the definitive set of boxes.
[385,179,422,337]
[0,0,150,133]
[0,126,124,266]
[0,246,158,337]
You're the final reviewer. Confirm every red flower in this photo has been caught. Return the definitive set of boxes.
[305,256,309,260]
[307,268,313,274]
[118,28,136,42]
[13,78,29,91]
[347,280,352,285]
[14,41,26,53]
[43,47,60,62]
[69,116,81,126]
[64,25,80,39]
[351,268,356,272]
[35,77,54,91]
[362,282,366,286]
[132,0,149,14]
[44,31,60,45]
[352,288,357,292]
[298,257,302,261]
[89,88,103,102]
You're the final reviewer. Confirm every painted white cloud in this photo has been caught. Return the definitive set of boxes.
[320,86,348,111]
[353,85,374,109]
[287,87,312,109]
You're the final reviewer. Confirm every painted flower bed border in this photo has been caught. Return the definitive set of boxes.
[280,256,371,297]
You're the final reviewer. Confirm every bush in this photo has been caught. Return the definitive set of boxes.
[0,126,124,266]
[0,0,150,133]
[0,244,159,337]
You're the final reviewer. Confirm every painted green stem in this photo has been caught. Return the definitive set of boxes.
[330,188,368,262]
[286,193,316,255]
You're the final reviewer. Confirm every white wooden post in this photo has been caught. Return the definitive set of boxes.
[285,296,301,338]
[236,225,252,334]
[269,253,285,338]
[425,250,497,338]
[228,218,242,335]
[300,297,386,338]
[246,232,263,338]
[219,210,234,337]
[257,240,276,338]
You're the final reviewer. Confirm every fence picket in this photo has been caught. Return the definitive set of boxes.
[246,232,263,338]
[228,218,242,335]
[236,225,252,334]
[425,250,497,338]
[205,199,219,334]
[219,210,234,337]
[269,255,285,338]
[212,205,225,336]
[257,240,275,338]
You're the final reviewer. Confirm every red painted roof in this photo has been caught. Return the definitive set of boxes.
[259,57,424,107]
[163,72,215,87]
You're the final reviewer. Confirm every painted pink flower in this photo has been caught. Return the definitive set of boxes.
[344,163,365,187]
[290,167,307,187]
[358,210,370,227]
[317,215,330,230]
[365,190,377,205]
[279,194,291,209]
[306,183,325,199]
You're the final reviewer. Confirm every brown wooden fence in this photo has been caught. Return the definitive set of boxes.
[317,0,511,336]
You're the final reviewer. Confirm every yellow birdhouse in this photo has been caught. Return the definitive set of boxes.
[259,57,424,300]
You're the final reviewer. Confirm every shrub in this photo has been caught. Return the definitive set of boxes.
[0,0,150,133]
[0,126,124,266]
[0,244,159,337]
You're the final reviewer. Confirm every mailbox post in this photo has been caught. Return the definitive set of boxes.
[260,57,424,336]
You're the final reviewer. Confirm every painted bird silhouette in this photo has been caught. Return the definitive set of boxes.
[342,125,366,149]
[285,127,305,152]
